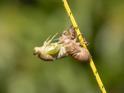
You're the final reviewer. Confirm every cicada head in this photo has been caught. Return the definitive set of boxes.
[33,47,41,55]
[33,46,55,61]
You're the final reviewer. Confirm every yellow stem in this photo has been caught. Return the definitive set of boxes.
[62,0,107,93]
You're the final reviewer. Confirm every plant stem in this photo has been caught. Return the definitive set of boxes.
[62,0,107,93]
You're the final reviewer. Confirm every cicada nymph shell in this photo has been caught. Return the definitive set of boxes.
[59,26,90,62]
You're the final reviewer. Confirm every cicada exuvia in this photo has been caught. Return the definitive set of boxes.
[58,26,90,62]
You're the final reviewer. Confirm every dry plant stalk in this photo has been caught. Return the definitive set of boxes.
[62,0,107,93]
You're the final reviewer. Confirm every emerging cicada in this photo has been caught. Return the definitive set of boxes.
[33,33,67,61]
[34,26,90,62]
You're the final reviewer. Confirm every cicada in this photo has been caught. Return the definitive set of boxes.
[34,26,90,62]
[33,33,68,61]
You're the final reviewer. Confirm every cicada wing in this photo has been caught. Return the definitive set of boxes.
[43,35,52,46]
[47,33,58,44]
[57,46,67,58]
[43,33,58,46]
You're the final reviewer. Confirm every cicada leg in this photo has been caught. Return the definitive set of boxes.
[76,34,89,46]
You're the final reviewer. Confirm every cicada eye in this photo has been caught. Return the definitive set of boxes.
[33,47,40,55]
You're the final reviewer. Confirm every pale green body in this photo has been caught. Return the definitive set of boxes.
[34,33,67,61]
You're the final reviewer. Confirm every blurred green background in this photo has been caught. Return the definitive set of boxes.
[0,0,124,93]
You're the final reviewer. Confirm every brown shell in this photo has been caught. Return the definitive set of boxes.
[59,26,90,62]
[72,48,90,62]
